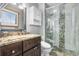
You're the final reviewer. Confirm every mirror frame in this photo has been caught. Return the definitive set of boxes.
[0,8,18,27]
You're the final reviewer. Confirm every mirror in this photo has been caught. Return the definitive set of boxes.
[0,9,18,26]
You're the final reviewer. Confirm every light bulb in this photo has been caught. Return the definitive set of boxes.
[18,5,24,9]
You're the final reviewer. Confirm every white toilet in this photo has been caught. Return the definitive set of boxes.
[41,41,52,56]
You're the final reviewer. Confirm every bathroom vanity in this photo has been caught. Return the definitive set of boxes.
[0,32,41,56]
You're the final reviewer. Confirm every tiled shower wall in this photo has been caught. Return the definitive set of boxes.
[59,4,65,49]
[45,4,65,48]
[65,4,79,54]
[65,4,76,51]
[45,3,79,55]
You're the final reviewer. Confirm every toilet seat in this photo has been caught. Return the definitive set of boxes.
[41,41,51,49]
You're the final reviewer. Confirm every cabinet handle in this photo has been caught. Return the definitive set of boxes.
[34,47,38,50]
[12,50,15,54]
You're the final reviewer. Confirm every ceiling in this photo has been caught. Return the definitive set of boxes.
[45,3,61,8]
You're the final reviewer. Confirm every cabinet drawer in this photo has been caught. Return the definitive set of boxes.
[33,37,41,46]
[23,44,41,56]
[23,37,41,52]
[23,39,34,52]
[1,42,22,56]
[23,48,34,56]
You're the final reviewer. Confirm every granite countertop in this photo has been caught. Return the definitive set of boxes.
[0,34,41,47]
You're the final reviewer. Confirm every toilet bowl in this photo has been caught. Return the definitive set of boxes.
[41,41,52,56]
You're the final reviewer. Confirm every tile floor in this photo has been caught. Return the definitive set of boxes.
[49,47,77,56]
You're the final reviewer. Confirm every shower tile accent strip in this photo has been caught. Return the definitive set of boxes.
[59,4,65,49]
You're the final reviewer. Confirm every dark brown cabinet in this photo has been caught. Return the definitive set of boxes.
[0,42,22,56]
[33,44,41,56]
[23,47,34,56]
[23,37,41,56]
[23,44,41,56]
[0,37,41,56]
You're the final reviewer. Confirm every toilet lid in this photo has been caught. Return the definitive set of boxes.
[41,41,51,48]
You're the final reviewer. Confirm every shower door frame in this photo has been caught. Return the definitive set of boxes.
[45,5,60,48]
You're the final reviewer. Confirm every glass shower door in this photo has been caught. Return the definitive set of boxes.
[45,6,60,47]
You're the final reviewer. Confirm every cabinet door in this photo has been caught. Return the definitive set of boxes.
[23,39,34,52]
[34,44,41,56]
[23,44,41,56]
[1,42,22,56]
[33,37,41,46]
[29,6,41,25]
[23,37,41,52]
[23,48,34,56]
